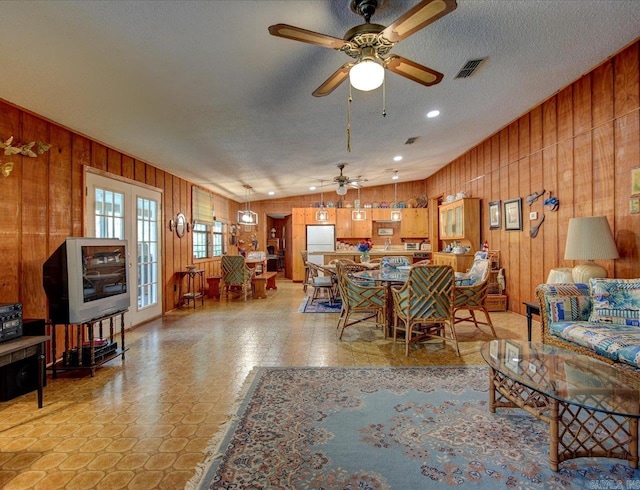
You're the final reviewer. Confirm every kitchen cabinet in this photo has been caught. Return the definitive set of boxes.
[438,198,480,251]
[335,208,372,238]
[400,208,429,238]
[304,207,336,224]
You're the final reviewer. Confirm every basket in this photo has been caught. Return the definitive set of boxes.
[486,294,507,311]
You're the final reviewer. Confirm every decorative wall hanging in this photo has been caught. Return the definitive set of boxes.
[488,200,501,229]
[543,191,559,212]
[526,189,545,206]
[632,167,640,196]
[504,198,522,231]
[175,213,186,238]
[0,136,52,177]
[530,213,545,238]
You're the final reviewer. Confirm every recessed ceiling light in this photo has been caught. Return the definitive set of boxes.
[393,155,403,162]
[309,186,316,191]
[426,110,440,118]
[268,191,275,196]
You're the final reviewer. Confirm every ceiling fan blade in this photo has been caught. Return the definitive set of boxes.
[268,24,347,49]
[312,63,354,97]
[384,55,443,86]
[380,0,457,43]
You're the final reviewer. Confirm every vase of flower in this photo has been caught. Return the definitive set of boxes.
[357,239,372,263]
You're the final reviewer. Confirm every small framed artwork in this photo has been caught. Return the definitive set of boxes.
[489,200,501,229]
[489,340,499,361]
[631,197,640,215]
[632,167,640,196]
[504,198,522,231]
[504,340,522,374]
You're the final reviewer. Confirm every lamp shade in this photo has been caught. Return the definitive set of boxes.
[564,216,619,282]
[350,60,384,91]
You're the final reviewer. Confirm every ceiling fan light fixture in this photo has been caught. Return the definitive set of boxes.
[336,184,348,196]
[350,59,384,91]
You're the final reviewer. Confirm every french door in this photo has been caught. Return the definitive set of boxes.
[85,171,162,328]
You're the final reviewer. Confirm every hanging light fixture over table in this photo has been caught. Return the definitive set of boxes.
[237,185,258,226]
[352,185,366,221]
[390,172,402,221]
[316,180,329,222]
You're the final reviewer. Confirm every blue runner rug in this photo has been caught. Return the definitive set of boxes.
[188,366,640,489]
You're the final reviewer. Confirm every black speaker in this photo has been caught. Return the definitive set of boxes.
[0,355,39,401]
[22,318,46,336]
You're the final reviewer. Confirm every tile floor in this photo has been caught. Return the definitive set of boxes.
[0,276,536,489]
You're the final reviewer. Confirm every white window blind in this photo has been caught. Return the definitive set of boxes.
[213,194,229,222]
[192,187,214,225]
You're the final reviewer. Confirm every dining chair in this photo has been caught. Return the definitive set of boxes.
[391,264,458,357]
[221,255,254,301]
[453,258,497,336]
[301,251,311,292]
[335,261,387,339]
[307,261,338,305]
[381,256,411,270]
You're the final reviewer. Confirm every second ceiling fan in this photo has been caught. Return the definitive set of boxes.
[268,0,457,97]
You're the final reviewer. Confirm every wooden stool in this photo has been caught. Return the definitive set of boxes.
[206,276,222,300]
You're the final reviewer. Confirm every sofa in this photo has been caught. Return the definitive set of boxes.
[536,279,640,376]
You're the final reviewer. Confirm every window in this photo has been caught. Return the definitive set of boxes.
[193,223,211,259]
[213,221,225,257]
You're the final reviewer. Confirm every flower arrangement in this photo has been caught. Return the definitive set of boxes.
[357,239,372,253]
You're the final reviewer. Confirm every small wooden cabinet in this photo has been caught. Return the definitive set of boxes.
[432,252,474,273]
[438,198,480,251]
[400,208,429,238]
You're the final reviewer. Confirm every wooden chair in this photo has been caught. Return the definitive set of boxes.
[453,258,497,336]
[307,262,338,305]
[391,264,458,357]
[335,262,387,339]
[301,251,311,292]
[221,255,253,300]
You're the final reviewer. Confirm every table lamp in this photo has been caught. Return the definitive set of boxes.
[564,216,619,283]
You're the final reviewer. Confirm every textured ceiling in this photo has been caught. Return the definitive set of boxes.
[1,1,639,202]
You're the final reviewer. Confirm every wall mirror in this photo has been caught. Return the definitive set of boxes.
[175,213,186,238]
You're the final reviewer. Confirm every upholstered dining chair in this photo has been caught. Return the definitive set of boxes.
[221,255,254,300]
[391,264,458,357]
[381,256,411,270]
[335,261,387,339]
[307,261,338,305]
[453,257,497,336]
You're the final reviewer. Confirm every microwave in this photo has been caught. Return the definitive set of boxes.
[404,243,420,251]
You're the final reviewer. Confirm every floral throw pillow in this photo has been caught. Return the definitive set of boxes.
[588,278,640,326]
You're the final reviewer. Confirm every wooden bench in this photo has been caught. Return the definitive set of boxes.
[252,272,277,299]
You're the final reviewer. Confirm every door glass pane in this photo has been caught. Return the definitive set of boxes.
[95,188,125,239]
[137,197,159,309]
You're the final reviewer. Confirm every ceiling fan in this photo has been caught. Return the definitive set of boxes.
[268,0,457,97]
[333,163,367,195]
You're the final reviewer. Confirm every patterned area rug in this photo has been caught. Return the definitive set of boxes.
[188,367,640,489]
[298,296,342,313]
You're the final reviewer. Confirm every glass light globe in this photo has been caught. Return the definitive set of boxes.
[350,60,384,91]
[336,185,347,196]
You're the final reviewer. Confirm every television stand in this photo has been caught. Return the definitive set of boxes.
[48,310,128,378]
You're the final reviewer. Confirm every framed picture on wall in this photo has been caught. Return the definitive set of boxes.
[504,198,522,231]
[632,167,640,196]
[489,200,501,229]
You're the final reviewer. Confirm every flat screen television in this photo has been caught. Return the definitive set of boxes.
[43,238,130,324]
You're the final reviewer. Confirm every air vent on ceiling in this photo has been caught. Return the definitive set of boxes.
[404,136,419,145]
[455,58,486,79]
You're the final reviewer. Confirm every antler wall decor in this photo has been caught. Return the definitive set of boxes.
[0,136,52,177]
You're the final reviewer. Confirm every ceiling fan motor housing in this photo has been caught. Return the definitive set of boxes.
[350,0,384,23]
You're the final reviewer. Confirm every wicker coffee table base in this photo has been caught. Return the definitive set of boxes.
[488,367,639,471]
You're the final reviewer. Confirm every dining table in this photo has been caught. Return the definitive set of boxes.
[352,269,410,337]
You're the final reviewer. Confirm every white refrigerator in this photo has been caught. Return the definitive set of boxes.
[306,225,335,266]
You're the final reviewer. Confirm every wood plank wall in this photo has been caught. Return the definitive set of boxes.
[425,42,640,316]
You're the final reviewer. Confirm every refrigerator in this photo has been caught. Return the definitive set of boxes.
[306,225,335,266]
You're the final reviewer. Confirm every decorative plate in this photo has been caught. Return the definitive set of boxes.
[406,198,418,208]
[379,201,389,208]
[372,201,380,208]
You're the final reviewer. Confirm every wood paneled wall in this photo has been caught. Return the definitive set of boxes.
[0,101,239,322]
[425,41,640,315]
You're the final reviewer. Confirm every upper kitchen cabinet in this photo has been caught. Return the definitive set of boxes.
[400,208,429,238]
[304,207,336,224]
[336,208,372,238]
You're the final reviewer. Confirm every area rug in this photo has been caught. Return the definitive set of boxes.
[188,367,640,489]
[298,296,342,313]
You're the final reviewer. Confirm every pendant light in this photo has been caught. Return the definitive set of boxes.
[316,180,329,222]
[391,172,402,221]
[352,185,366,221]
[237,184,258,226]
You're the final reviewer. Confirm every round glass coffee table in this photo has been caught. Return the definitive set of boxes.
[481,339,640,471]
